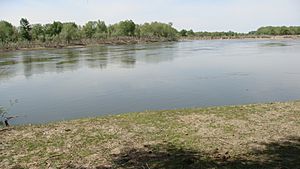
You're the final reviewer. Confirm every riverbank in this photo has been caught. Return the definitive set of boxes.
[1,35,300,53]
[1,101,300,168]
[0,37,176,53]
[180,35,300,41]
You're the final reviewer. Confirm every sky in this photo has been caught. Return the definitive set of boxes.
[0,0,299,32]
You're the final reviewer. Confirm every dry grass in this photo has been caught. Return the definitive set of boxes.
[1,101,300,169]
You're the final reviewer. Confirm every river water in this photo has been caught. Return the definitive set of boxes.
[1,39,300,124]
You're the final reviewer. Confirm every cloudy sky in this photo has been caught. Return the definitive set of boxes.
[0,0,299,32]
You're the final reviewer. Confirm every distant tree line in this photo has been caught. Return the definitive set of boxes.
[178,26,300,38]
[190,31,244,38]
[0,18,299,48]
[251,26,300,35]
[0,18,178,45]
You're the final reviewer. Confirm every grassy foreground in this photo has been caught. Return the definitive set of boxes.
[1,101,300,169]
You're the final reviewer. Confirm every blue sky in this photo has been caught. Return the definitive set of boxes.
[0,0,299,32]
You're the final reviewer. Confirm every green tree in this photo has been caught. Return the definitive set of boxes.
[280,26,291,35]
[83,21,97,38]
[19,18,31,41]
[94,20,107,38]
[50,21,63,36]
[60,23,78,43]
[140,22,177,39]
[44,21,63,38]
[0,21,14,43]
[179,29,187,36]
[255,26,300,35]
[186,29,195,36]
[134,24,141,37]
[83,20,107,39]
[114,20,136,36]
[31,24,45,41]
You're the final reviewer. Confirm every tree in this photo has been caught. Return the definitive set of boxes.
[83,21,97,38]
[60,22,78,43]
[186,29,195,36]
[0,21,14,43]
[31,24,45,41]
[44,21,63,39]
[82,20,107,39]
[19,18,31,41]
[50,21,63,36]
[140,22,177,39]
[179,29,187,36]
[115,20,136,36]
[134,24,141,37]
[94,20,107,38]
[280,26,291,35]
[255,26,300,35]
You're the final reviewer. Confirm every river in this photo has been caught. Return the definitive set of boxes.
[1,39,300,124]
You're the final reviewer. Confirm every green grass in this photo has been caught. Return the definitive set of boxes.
[1,101,300,168]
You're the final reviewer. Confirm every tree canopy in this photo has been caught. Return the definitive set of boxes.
[19,18,31,41]
[60,23,79,43]
[0,18,299,46]
[254,26,300,35]
[0,21,15,43]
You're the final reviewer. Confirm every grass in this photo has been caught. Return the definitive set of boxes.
[1,101,300,168]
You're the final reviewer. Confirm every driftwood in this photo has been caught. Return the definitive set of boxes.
[3,116,19,127]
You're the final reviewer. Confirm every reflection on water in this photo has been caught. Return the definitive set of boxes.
[0,42,180,80]
[1,40,300,124]
[261,42,289,47]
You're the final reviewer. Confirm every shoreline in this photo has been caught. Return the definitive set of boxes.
[0,37,176,53]
[1,35,300,53]
[180,35,300,41]
[1,100,300,168]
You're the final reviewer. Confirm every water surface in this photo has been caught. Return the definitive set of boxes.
[1,40,300,124]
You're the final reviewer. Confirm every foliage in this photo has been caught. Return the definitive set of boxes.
[179,29,195,37]
[140,22,178,39]
[110,20,136,36]
[82,21,97,38]
[255,26,300,35]
[0,18,299,47]
[60,22,79,43]
[179,29,188,36]
[45,21,63,37]
[194,31,240,37]
[94,20,107,38]
[31,24,45,41]
[186,29,195,36]
[19,18,31,41]
[0,21,14,43]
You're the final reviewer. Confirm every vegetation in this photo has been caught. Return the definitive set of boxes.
[179,26,300,39]
[0,18,299,51]
[0,18,179,51]
[254,26,300,35]
[0,21,17,43]
[139,22,178,39]
[1,101,300,168]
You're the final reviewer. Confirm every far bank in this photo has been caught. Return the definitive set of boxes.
[1,35,300,53]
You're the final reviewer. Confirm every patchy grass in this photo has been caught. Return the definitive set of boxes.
[1,101,300,169]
